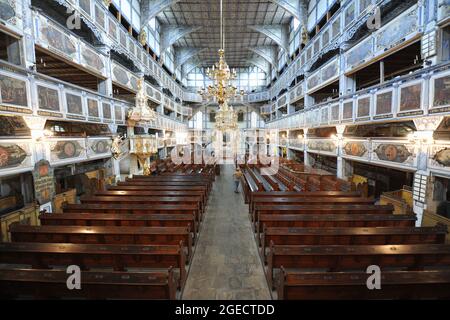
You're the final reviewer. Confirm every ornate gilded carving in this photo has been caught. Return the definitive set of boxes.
[139,29,147,46]
[127,78,157,126]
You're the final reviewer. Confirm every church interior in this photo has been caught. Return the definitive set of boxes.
[0,0,450,301]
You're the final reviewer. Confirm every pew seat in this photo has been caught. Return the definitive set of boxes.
[278,269,450,300]
[39,212,198,234]
[255,213,417,243]
[10,224,193,262]
[267,243,450,289]
[0,267,177,300]
[0,241,187,288]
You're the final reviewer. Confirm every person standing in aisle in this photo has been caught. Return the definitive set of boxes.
[233,167,243,193]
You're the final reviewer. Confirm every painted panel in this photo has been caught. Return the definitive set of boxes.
[87,138,112,158]
[112,62,132,89]
[437,0,450,23]
[345,37,373,70]
[87,98,99,118]
[95,4,105,30]
[372,142,415,165]
[108,17,117,39]
[343,101,354,119]
[322,59,339,82]
[115,105,123,123]
[322,28,330,46]
[307,139,337,155]
[80,44,105,74]
[120,30,127,47]
[399,82,423,112]
[102,102,111,119]
[330,104,339,121]
[0,73,28,109]
[359,0,372,15]
[0,0,16,23]
[308,72,321,90]
[431,73,450,109]
[321,107,329,124]
[65,92,83,115]
[0,141,32,170]
[37,85,60,112]
[332,17,341,39]
[79,0,91,15]
[375,89,393,115]
[314,39,320,55]
[429,143,450,172]
[344,2,355,27]
[375,7,419,52]
[343,140,369,159]
[357,96,371,118]
[48,139,86,164]
[38,16,77,60]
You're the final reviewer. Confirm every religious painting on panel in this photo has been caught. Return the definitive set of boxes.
[400,83,422,112]
[37,85,60,111]
[0,74,28,107]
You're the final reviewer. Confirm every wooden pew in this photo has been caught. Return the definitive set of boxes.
[9,224,194,262]
[255,213,417,243]
[278,269,450,300]
[0,267,177,300]
[241,171,261,203]
[249,191,362,214]
[0,242,187,288]
[80,195,204,216]
[253,204,395,227]
[131,175,211,183]
[63,203,201,223]
[108,185,208,203]
[244,166,265,192]
[129,175,213,192]
[95,190,207,209]
[39,212,198,235]
[260,226,448,260]
[255,167,280,191]
[119,181,211,196]
[109,184,207,193]
[250,167,273,191]
[250,197,375,216]
[268,243,450,289]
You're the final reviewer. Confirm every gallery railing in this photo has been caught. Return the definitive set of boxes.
[266,61,450,130]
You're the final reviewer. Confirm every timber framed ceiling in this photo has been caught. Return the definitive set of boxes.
[157,0,291,68]
[147,0,305,74]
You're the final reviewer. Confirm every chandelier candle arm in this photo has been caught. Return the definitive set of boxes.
[197,0,246,131]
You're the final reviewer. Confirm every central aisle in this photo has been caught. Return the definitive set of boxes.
[182,164,271,299]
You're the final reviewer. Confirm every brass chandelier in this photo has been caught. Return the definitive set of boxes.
[198,0,244,131]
